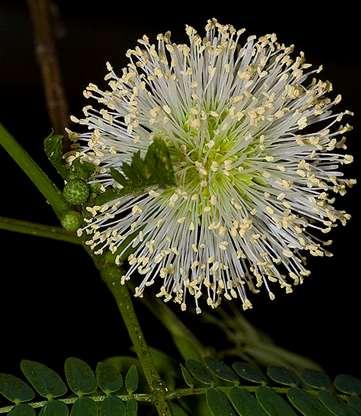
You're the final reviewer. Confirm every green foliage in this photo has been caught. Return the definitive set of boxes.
[206,388,237,416]
[39,401,68,416]
[110,138,175,190]
[20,360,67,399]
[64,358,97,396]
[232,362,267,384]
[8,403,35,416]
[0,374,35,403]
[301,370,331,390]
[44,133,95,182]
[178,359,361,416]
[99,396,126,416]
[267,366,300,387]
[124,365,139,394]
[94,137,176,205]
[44,133,68,179]
[334,375,361,395]
[1,355,361,415]
[71,397,97,416]
[0,358,140,415]
[96,362,123,395]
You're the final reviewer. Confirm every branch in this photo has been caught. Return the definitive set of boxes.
[0,392,151,414]
[0,216,79,245]
[27,0,68,134]
[100,269,172,416]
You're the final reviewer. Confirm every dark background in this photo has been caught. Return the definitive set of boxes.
[0,1,360,380]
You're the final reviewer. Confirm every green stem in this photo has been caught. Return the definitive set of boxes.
[0,124,69,218]
[0,393,152,414]
[100,269,172,416]
[1,384,341,414]
[0,216,79,244]
[141,295,208,361]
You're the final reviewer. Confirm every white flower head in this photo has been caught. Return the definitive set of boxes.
[71,19,355,313]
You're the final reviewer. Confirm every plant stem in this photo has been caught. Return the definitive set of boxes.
[0,393,152,414]
[141,295,208,361]
[100,269,172,416]
[0,216,79,244]
[1,383,340,414]
[0,124,69,218]
[27,0,68,134]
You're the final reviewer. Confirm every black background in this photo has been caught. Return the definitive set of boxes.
[0,1,360,380]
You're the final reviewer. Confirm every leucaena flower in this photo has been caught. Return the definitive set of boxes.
[68,19,355,313]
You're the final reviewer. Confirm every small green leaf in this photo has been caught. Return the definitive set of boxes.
[228,387,267,416]
[256,386,297,416]
[125,365,139,394]
[110,167,128,187]
[232,362,267,384]
[65,358,97,396]
[180,365,194,388]
[20,360,67,398]
[301,370,331,390]
[71,398,97,416]
[287,387,333,416]
[206,388,237,416]
[8,403,35,416]
[70,159,96,180]
[149,347,178,389]
[93,188,123,205]
[0,373,35,403]
[44,133,68,179]
[173,335,203,361]
[318,390,358,416]
[348,397,361,414]
[267,366,300,387]
[335,375,361,395]
[99,396,126,416]
[125,399,138,416]
[170,402,189,416]
[96,361,123,394]
[185,360,214,385]
[101,137,175,204]
[205,359,238,383]
[40,400,69,416]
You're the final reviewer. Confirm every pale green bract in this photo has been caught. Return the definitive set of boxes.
[68,19,355,313]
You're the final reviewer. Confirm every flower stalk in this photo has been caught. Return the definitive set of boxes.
[0,216,79,245]
[100,264,172,416]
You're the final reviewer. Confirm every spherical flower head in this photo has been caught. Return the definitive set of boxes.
[69,19,355,313]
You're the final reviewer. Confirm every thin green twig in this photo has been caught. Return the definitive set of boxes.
[100,268,172,416]
[1,383,341,414]
[0,216,79,244]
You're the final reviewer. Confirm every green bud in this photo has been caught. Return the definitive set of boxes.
[61,210,83,231]
[63,179,90,205]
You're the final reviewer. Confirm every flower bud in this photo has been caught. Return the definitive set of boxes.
[63,179,90,205]
[61,210,83,231]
